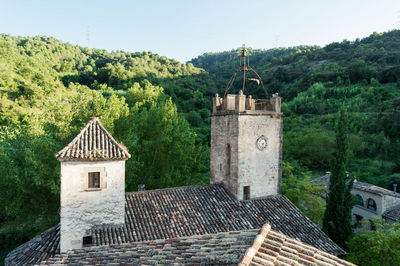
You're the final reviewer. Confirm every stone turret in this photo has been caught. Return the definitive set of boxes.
[210,92,283,200]
[55,117,130,252]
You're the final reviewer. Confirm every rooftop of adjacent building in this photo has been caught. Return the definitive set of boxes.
[5,183,347,265]
[311,173,400,199]
[36,224,354,266]
[311,173,400,221]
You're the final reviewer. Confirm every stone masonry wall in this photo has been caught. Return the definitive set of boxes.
[210,92,283,200]
[210,114,239,196]
[60,160,125,252]
[237,114,282,199]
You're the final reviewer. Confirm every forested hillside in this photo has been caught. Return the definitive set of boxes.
[1,30,400,260]
[191,29,400,187]
[0,34,216,258]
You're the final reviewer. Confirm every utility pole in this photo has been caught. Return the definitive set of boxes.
[275,35,280,47]
[86,26,91,47]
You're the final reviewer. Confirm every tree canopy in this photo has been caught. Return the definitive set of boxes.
[2,30,400,261]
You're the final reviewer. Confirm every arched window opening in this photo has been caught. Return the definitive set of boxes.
[226,144,231,176]
[355,194,364,207]
[367,198,377,212]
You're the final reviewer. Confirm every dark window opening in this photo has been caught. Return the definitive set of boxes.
[226,144,231,176]
[369,219,376,231]
[354,214,363,228]
[354,214,363,222]
[355,194,364,207]
[82,236,92,246]
[88,172,100,188]
[367,198,377,212]
[243,186,250,200]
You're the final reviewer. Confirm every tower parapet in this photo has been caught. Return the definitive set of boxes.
[212,91,281,115]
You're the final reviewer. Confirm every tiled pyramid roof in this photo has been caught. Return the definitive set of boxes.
[55,117,130,161]
[240,224,354,266]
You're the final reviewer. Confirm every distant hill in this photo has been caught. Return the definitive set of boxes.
[191,30,400,100]
[191,30,400,188]
[0,34,220,143]
[2,30,400,260]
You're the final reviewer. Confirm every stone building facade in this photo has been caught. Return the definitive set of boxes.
[311,173,400,228]
[351,181,400,227]
[55,117,130,252]
[210,91,283,200]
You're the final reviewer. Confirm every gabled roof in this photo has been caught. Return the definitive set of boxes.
[353,181,400,198]
[39,225,354,266]
[5,184,345,265]
[239,224,354,266]
[40,229,259,265]
[55,117,130,161]
[4,224,59,266]
[311,173,400,198]
[92,184,344,255]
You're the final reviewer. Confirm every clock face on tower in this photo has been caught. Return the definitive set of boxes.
[256,135,268,150]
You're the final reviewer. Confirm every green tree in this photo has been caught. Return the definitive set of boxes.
[116,85,209,190]
[281,160,325,227]
[346,219,400,265]
[322,106,354,249]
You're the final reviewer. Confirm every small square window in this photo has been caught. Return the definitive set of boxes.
[82,236,92,246]
[243,186,250,200]
[88,172,100,188]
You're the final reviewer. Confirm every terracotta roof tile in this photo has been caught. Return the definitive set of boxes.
[55,117,130,161]
[4,224,60,266]
[239,224,355,266]
[383,206,400,221]
[311,174,400,199]
[39,229,259,265]
[6,184,345,265]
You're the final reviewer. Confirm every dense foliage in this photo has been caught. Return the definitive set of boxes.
[322,107,354,248]
[191,30,400,189]
[281,161,325,227]
[0,34,211,258]
[346,219,400,265]
[1,29,400,261]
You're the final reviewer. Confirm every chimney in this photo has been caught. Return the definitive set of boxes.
[394,184,397,195]
[138,184,145,191]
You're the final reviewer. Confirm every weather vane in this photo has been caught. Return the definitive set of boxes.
[224,44,267,97]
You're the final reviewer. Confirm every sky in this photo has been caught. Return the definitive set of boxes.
[1,0,400,62]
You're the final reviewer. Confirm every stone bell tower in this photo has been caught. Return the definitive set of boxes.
[210,45,283,200]
[55,117,130,252]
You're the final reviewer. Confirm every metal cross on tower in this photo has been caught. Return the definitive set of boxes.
[224,44,267,97]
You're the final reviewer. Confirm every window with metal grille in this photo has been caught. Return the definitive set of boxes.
[243,186,250,200]
[88,172,100,188]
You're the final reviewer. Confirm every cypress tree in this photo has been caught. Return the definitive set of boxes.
[322,105,354,249]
